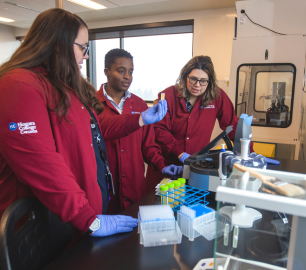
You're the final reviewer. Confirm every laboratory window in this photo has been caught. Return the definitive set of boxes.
[236,64,296,128]
[94,38,120,90]
[86,21,193,102]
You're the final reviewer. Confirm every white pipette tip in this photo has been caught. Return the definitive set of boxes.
[180,205,196,219]
[139,205,174,222]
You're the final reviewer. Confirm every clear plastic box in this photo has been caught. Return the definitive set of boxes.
[138,214,182,247]
[193,212,232,241]
[177,204,215,241]
[214,167,306,269]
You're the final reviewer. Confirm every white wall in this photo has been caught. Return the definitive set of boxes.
[88,7,237,83]
[0,24,21,65]
[236,0,306,38]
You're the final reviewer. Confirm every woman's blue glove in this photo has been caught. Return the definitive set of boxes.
[91,215,138,237]
[179,152,190,163]
[141,100,167,125]
[161,165,183,176]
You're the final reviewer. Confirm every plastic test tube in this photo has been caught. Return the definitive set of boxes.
[160,185,168,204]
[161,93,165,100]
[177,178,186,201]
[166,182,174,208]
[160,178,171,185]
[172,180,181,206]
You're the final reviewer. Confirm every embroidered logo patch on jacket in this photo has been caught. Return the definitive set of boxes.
[204,105,215,109]
[8,122,17,131]
[18,122,38,134]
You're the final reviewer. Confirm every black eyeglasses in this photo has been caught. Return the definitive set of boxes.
[188,76,209,86]
[74,42,89,56]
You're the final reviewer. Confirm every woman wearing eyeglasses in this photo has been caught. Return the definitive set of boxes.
[0,8,167,245]
[146,55,243,192]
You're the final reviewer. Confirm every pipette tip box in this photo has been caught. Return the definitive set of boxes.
[138,205,182,247]
[177,204,215,241]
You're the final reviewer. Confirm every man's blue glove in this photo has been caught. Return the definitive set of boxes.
[141,100,167,125]
[179,152,190,163]
[265,157,280,165]
[161,164,183,176]
[91,215,138,237]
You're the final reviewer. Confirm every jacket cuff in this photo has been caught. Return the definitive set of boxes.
[170,146,184,159]
[68,203,97,233]
[250,141,254,153]
[124,114,142,134]
[155,160,166,172]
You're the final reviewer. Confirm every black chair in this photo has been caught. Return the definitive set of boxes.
[0,197,73,270]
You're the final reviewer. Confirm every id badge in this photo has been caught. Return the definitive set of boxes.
[106,168,115,195]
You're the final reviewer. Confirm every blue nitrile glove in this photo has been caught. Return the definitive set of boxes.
[141,100,167,125]
[179,152,190,163]
[91,215,138,237]
[161,165,183,176]
[265,157,280,165]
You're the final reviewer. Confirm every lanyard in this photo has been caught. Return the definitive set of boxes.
[185,98,193,112]
[90,112,115,196]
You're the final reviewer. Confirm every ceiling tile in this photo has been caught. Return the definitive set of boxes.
[92,0,236,19]
[0,0,236,28]
[31,0,55,7]
[0,3,39,19]
[63,1,92,12]
[15,0,53,10]
[90,0,119,8]
[77,9,119,21]
[0,3,39,18]
[108,0,169,6]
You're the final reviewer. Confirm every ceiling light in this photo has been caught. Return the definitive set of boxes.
[67,0,106,10]
[0,16,14,22]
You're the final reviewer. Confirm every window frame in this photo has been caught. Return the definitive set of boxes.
[88,20,194,40]
[235,63,296,128]
[87,20,194,101]
[253,70,294,113]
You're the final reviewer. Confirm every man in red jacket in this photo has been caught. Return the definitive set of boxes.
[96,49,182,214]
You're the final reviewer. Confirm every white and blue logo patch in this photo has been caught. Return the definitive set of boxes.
[9,122,17,131]
[204,105,215,109]
[17,122,38,134]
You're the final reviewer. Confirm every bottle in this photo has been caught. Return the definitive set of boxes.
[266,83,278,125]
[172,180,181,206]
[166,182,174,208]
[276,97,289,126]
[160,185,168,205]
[276,97,284,126]
[266,99,277,125]
[280,98,289,125]
[277,82,288,125]
[177,178,186,201]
